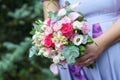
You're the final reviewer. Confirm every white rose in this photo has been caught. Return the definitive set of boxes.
[72,21,82,30]
[58,9,66,17]
[53,56,60,63]
[73,35,83,46]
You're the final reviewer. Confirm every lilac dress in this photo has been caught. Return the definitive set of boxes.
[58,0,120,80]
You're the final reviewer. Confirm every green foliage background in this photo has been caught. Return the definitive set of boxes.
[0,0,59,80]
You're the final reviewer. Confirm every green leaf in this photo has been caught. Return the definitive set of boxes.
[3,42,18,50]
[65,8,73,16]
[30,28,36,35]
[48,11,60,23]
[65,0,70,6]
[79,45,86,55]
[33,20,44,32]
[87,62,96,68]
[87,35,94,44]
[62,46,80,64]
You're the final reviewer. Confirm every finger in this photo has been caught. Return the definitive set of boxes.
[79,58,91,66]
[84,60,94,67]
[77,57,94,67]
[76,53,91,62]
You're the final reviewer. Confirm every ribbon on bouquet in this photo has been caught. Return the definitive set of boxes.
[68,64,86,80]
[68,23,103,80]
[92,23,103,38]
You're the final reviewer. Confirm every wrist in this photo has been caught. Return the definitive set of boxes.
[94,36,107,52]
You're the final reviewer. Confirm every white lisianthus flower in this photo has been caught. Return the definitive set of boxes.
[73,35,83,46]
[59,55,65,60]
[53,56,60,63]
[73,21,82,30]
[82,35,88,44]
[58,54,65,60]
[58,9,66,17]
[43,51,49,57]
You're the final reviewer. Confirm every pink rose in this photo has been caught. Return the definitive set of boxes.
[53,21,62,32]
[50,63,59,76]
[81,21,90,35]
[60,16,71,24]
[60,23,74,38]
[44,34,54,48]
[68,12,81,21]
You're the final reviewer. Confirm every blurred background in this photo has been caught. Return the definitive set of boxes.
[0,0,59,80]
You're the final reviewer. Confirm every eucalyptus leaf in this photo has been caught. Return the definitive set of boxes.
[33,20,44,32]
[48,11,60,23]
[3,42,18,50]
[65,0,70,6]
[62,46,80,64]
[29,46,38,58]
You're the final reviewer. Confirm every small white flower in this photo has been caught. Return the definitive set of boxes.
[38,48,45,55]
[57,54,65,60]
[82,35,88,44]
[73,21,82,30]
[58,9,66,17]
[32,32,39,40]
[32,32,43,41]
[53,56,60,63]
[43,51,49,57]
[73,35,83,46]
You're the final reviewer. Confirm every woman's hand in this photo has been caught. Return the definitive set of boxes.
[75,38,104,67]
[75,19,120,67]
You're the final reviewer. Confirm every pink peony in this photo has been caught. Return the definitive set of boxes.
[44,34,54,48]
[68,12,82,21]
[50,63,59,76]
[60,16,71,24]
[60,23,74,38]
[81,21,90,35]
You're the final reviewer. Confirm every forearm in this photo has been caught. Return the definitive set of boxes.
[95,19,120,51]
[43,0,59,19]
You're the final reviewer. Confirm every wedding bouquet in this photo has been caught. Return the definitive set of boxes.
[30,1,94,75]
